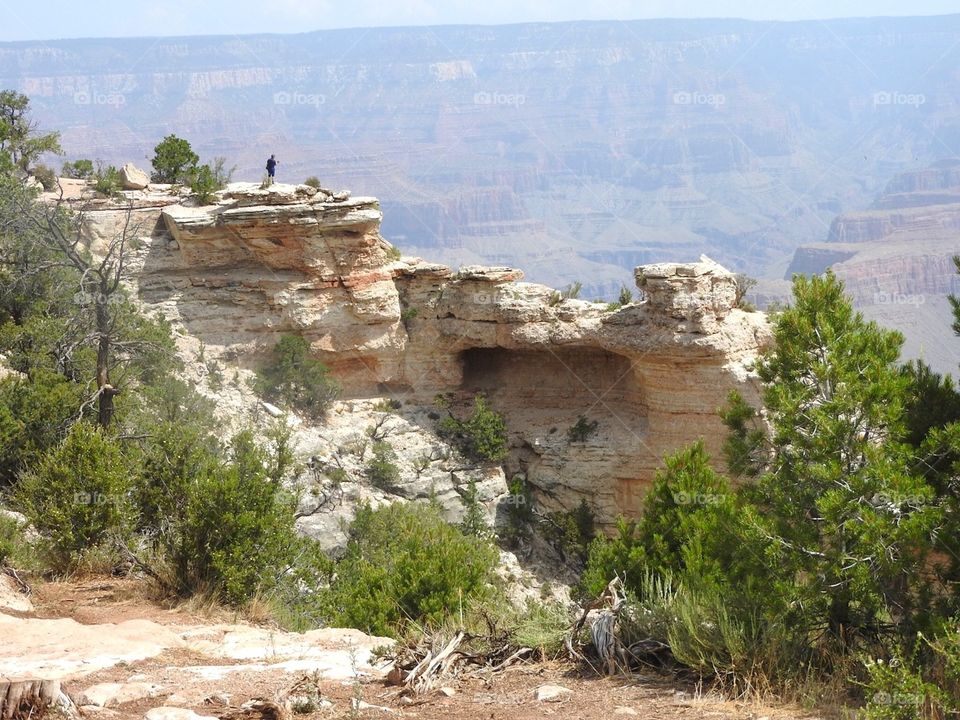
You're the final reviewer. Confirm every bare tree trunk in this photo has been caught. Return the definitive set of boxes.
[94,294,116,428]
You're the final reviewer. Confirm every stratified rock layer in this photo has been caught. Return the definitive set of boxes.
[133,183,769,523]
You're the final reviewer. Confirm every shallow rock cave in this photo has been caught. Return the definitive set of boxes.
[459,346,643,411]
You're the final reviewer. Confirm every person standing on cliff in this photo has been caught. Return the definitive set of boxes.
[266,154,278,185]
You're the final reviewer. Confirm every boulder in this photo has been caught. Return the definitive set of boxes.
[120,163,150,190]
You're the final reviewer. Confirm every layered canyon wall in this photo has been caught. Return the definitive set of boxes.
[93,182,772,524]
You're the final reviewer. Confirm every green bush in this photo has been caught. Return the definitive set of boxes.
[15,421,134,569]
[400,306,418,327]
[320,501,499,636]
[186,158,234,204]
[255,335,339,420]
[0,512,22,566]
[144,429,313,606]
[365,440,401,492]
[581,442,750,598]
[92,164,122,196]
[500,474,533,549]
[133,420,220,534]
[542,499,595,565]
[510,600,570,658]
[859,620,960,720]
[0,370,84,486]
[304,176,321,188]
[150,134,198,183]
[188,163,219,204]
[436,394,508,462]
[459,479,491,539]
[567,415,599,442]
[61,159,94,179]
[31,164,57,190]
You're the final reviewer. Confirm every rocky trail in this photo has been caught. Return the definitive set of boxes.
[0,575,821,720]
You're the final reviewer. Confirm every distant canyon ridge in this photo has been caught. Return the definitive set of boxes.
[1,16,959,370]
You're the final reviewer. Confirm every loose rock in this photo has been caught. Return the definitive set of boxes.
[120,163,150,190]
[534,684,572,702]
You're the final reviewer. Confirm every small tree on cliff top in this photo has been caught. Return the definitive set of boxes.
[150,134,198,184]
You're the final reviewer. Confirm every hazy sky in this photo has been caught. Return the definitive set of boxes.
[2,0,959,42]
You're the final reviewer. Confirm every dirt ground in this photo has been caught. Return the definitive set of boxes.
[20,578,829,720]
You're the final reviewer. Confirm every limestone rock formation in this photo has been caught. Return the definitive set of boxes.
[143,183,771,525]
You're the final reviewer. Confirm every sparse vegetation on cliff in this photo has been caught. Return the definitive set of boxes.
[733,272,757,311]
[255,334,339,420]
[567,415,599,442]
[435,393,508,463]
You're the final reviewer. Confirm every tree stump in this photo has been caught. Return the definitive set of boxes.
[0,680,78,720]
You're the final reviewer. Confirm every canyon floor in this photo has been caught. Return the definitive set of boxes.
[0,575,828,720]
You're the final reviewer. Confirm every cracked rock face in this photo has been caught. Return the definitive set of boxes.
[96,183,771,527]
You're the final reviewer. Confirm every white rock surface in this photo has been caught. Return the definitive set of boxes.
[534,684,573,702]
[0,611,391,684]
[0,615,184,680]
[144,708,218,720]
[79,682,165,708]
